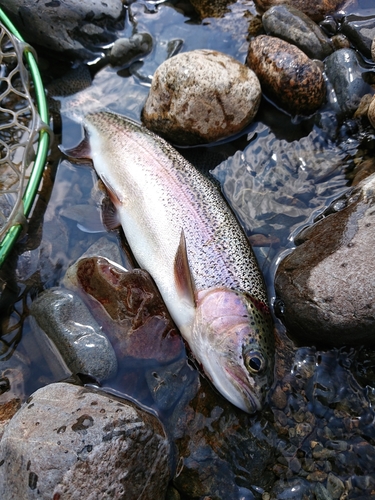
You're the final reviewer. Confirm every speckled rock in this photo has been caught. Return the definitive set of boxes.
[324,48,373,117]
[29,288,118,381]
[372,36,375,62]
[1,0,123,59]
[253,0,344,22]
[246,35,326,116]
[274,173,375,346]
[0,383,171,499]
[262,5,333,60]
[142,49,261,145]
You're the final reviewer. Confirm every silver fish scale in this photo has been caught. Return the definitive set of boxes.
[85,111,268,305]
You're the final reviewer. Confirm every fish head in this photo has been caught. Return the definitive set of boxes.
[192,287,274,414]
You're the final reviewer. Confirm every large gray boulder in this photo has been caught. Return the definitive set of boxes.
[275,173,375,346]
[1,0,123,59]
[0,383,171,499]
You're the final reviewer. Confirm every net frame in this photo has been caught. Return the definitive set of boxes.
[0,8,50,267]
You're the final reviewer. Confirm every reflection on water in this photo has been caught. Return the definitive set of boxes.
[2,0,375,497]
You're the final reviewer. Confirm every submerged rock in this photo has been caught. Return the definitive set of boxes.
[325,48,373,117]
[262,5,333,60]
[253,0,344,22]
[29,288,118,381]
[211,122,347,240]
[1,0,123,59]
[65,256,183,365]
[109,33,153,67]
[142,49,261,145]
[246,35,326,116]
[189,0,236,18]
[275,173,375,346]
[0,383,171,499]
[367,95,375,128]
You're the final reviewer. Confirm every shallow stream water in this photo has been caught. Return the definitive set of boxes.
[2,0,375,498]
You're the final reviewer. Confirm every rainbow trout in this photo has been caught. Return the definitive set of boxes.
[65,111,274,413]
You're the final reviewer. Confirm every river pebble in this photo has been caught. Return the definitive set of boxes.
[274,172,375,346]
[1,0,124,60]
[246,35,326,116]
[142,49,261,145]
[340,13,375,59]
[324,48,373,117]
[110,33,153,67]
[262,5,333,60]
[169,376,274,498]
[0,382,170,499]
[253,0,344,22]
[29,288,118,381]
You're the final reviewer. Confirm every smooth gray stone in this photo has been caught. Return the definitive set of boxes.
[30,288,118,381]
[262,5,333,60]
[110,33,153,67]
[341,15,375,59]
[1,0,123,59]
[324,48,373,117]
[275,172,375,346]
[0,383,170,499]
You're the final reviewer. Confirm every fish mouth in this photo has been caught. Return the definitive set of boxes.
[223,365,262,413]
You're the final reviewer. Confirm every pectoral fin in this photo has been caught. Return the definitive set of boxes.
[60,130,92,161]
[174,230,196,307]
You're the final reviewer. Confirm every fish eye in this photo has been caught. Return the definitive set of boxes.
[245,351,265,374]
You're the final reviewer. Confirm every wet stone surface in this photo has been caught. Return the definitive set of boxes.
[0,383,171,500]
[253,0,345,22]
[275,173,375,347]
[246,35,326,116]
[65,256,184,366]
[324,48,373,118]
[1,0,124,60]
[29,288,118,381]
[262,4,333,60]
[142,49,261,145]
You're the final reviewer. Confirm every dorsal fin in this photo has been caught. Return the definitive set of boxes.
[174,229,196,307]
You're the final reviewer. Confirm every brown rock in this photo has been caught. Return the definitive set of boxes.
[368,94,375,129]
[246,35,326,116]
[0,399,21,440]
[253,0,344,22]
[72,257,183,364]
[189,0,235,18]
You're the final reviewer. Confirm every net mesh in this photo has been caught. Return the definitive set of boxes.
[0,22,40,241]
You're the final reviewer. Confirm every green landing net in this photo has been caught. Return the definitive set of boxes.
[0,8,50,267]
